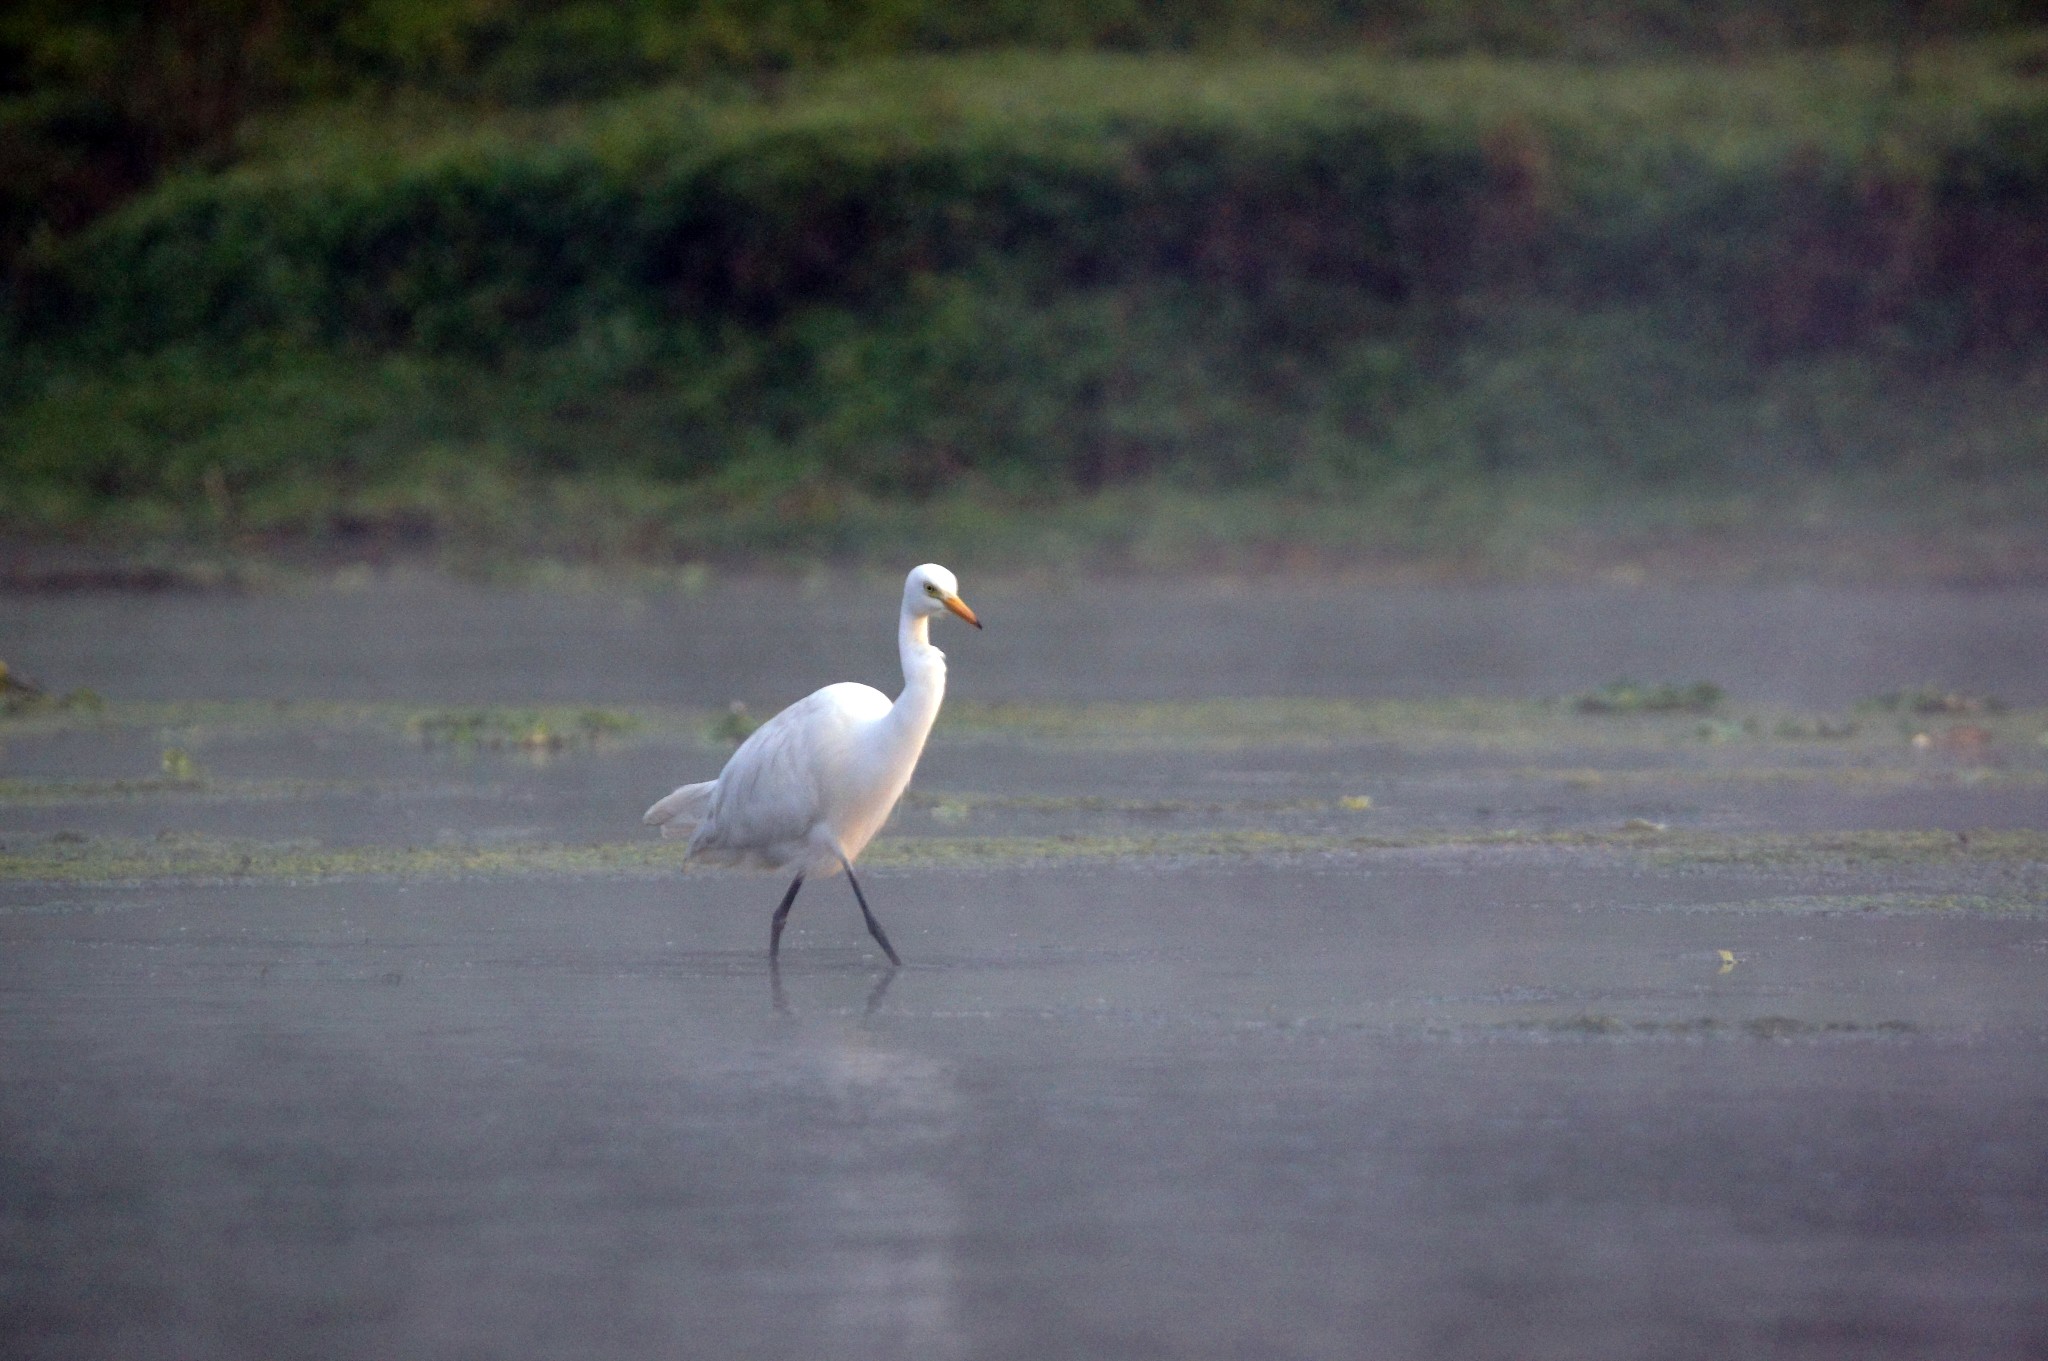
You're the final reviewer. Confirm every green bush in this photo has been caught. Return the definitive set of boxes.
[4,43,2047,535]
[3,1,2035,281]
[26,84,1488,354]
[26,46,2048,361]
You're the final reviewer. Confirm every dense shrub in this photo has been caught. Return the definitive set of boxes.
[3,0,2036,289]
[3,43,2047,525]
[21,46,2048,363]
[24,93,1491,354]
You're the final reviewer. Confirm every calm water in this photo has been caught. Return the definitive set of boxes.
[4,577,2046,707]
[2,577,2044,1359]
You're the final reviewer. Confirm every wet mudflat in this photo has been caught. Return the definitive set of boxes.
[2,578,2046,1359]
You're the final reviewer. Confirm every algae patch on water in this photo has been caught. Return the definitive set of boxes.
[1726,892,2048,917]
[899,789,1378,818]
[1504,1014,1920,1039]
[0,827,1561,886]
[1519,764,2048,790]
[0,833,686,887]
[0,699,679,745]
[407,708,641,752]
[0,775,401,806]
[1649,829,2048,870]
[1570,680,1725,716]
[3,826,2042,890]
[7,696,2048,761]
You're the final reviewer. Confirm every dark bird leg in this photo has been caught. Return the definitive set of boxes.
[835,849,902,966]
[769,874,804,959]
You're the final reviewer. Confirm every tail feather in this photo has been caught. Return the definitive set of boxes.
[644,780,716,838]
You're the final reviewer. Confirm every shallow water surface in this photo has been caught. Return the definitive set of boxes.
[1,580,2045,1359]
[4,864,2045,1360]
[5,577,2048,707]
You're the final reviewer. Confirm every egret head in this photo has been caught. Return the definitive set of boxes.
[905,563,980,629]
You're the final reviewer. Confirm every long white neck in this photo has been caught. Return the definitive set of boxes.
[886,608,947,745]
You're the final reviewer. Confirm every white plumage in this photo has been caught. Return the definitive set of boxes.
[644,563,981,964]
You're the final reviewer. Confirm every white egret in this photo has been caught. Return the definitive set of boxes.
[644,563,981,965]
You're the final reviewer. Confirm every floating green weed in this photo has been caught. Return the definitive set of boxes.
[900,789,1377,816]
[1512,1015,1919,1038]
[862,829,1402,867]
[0,775,464,806]
[6,696,2048,764]
[1651,829,2048,869]
[710,702,762,745]
[0,827,1529,885]
[0,664,103,717]
[1518,765,2048,789]
[408,707,641,751]
[1571,680,1725,716]
[2,825,2041,888]
[1770,716,1860,740]
[1858,686,2006,716]
[0,833,689,886]
[159,747,202,782]
[1728,892,2047,916]
[0,694,1620,748]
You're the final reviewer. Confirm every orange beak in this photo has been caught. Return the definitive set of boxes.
[942,594,982,629]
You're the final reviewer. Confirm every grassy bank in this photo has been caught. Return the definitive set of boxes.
[8,460,2042,582]
[4,40,2047,573]
[6,294,2043,577]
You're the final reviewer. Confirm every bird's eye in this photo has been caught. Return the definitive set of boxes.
[925,583,939,595]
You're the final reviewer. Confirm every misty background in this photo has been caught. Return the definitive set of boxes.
[2,0,2045,576]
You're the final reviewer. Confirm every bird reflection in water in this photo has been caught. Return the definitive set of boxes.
[766,962,965,1360]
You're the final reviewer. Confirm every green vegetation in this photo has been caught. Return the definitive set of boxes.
[712,700,763,744]
[5,693,2047,755]
[1571,680,1725,715]
[1858,685,2006,714]
[1647,827,2048,867]
[1735,891,2046,914]
[158,746,202,781]
[1508,1014,1921,1037]
[3,825,2044,887]
[2,6,2046,567]
[407,705,640,749]
[5,0,2026,271]
[2,688,2041,897]
[0,775,397,804]
[0,662,102,715]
